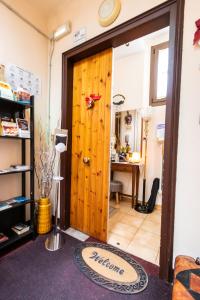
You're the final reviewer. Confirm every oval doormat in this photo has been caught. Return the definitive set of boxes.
[74,242,148,294]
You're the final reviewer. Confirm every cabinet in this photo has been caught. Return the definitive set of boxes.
[0,96,35,251]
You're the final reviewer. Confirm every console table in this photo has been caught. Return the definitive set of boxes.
[111,162,141,208]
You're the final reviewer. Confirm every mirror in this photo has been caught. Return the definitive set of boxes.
[111,109,142,162]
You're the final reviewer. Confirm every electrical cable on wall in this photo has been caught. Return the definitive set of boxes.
[47,38,55,144]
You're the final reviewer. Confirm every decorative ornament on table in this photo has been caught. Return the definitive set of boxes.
[85,94,101,109]
[193,19,200,46]
[124,111,133,127]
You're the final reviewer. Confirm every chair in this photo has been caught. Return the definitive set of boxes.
[110,180,123,207]
[172,255,200,299]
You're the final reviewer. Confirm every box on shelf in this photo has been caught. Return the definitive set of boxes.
[0,81,13,101]
[16,118,30,138]
[14,196,29,203]
[12,223,30,235]
[17,88,31,103]
[0,120,18,136]
[0,65,5,82]
[0,203,11,211]
[0,233,8,243]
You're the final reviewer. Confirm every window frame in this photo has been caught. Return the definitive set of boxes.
[149,41,169,106]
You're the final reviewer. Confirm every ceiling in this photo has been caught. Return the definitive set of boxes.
[26,0,70,18]
[1,0,72,34]
[114,27,169,59]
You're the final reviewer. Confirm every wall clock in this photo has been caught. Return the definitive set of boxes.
[98,0,121,27]
[113,93,125,105]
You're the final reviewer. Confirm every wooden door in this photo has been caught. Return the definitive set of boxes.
[70,49,112,242]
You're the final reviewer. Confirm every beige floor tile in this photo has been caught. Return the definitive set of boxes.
[132,228,161,250]
[155,251,160,266]
[146,213,161,224]
[155,205,162,211]
[126,209,147,219]
[110,221,137,240]
[119,214,145,228]
[118,203,146,218]
[108,199,162,265]
[141,219,161,236]
[108,232,131,251]
[127,242,157,264]
[109,211,123,226]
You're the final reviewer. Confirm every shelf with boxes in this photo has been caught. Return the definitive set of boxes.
[0,95,35,252]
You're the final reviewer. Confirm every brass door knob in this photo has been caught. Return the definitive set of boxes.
[83,157,90,165]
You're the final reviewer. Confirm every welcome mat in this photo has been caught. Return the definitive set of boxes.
[74,242,148,294]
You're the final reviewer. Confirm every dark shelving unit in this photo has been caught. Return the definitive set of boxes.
[0,135,30,140]
[0,169,32,176]
[0,227,34,251]
[0,96,35,251]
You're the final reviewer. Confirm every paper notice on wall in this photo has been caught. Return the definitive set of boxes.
[5,64,41,96]
[73,27,87,46]
[156,124,165,142]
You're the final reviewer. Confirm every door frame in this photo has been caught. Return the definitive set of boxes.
[60,0,185,282]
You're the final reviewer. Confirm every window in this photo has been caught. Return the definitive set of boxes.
[149,41,169,106]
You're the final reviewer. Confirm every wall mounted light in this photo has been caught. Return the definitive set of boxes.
[53,22,71,41]
[193,19,200,46]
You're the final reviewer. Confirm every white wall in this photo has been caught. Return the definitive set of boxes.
[146,106,166,204]
[112,38,166,204]
[173,0,200,260]
[47,0,167,132]
[113,52,145,111]
[0,3,49,201]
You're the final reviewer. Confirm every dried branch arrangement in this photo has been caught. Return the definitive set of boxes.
[35,126,56,198]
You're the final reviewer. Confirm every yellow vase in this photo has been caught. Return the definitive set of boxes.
[37,197,52,234]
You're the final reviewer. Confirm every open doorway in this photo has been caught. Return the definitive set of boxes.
[108,27,169,266]
[61,0,184,281]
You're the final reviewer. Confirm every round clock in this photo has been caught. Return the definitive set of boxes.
[98,0,121,27]
[113,93,125,106]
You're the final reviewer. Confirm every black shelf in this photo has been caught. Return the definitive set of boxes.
[0,168,31,176]
[0,228,34,251]
[0,96,32,109]
[0,135,31,140]
[0,197,32,213]
[0,95,35,252]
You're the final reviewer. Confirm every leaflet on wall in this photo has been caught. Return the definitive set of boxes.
[5,64,41,96]
[156,124,165,142]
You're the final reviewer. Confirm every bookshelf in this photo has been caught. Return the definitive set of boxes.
[0,96,35,251]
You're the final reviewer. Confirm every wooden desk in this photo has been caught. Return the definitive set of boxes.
[111,162,140,208]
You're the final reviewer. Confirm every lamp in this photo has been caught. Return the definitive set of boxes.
[135,107,152,213]
[53,22,71,41]
[129,151,141,163]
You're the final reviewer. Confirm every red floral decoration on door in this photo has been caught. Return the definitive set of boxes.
[85,94,101,109]
[193,19,200,46]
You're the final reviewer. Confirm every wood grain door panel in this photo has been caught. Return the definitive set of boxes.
[70,49,112,242]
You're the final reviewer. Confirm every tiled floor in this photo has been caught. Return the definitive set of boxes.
[108,197,161,265]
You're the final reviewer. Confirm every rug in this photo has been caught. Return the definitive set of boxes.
[0,235,172,300]
[74,242,148,294]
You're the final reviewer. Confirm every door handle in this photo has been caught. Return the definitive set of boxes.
[83,157,90,165]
